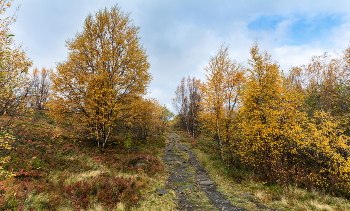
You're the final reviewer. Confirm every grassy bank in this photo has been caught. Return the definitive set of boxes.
[0,110,176,210]
[178,131,350,211]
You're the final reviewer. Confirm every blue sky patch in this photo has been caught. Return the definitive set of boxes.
[248,15,285,31]
[248,14,344,46]
[286,15,344,45]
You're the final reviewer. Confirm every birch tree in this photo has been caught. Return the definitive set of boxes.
[173,76,201,137]
[200,45,245,161]
[49,5,151,148]
[28,67,52,110]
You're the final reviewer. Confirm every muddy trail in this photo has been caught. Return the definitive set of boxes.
[160,133,245,211]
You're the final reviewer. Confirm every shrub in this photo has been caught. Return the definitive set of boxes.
[62,175,144,210]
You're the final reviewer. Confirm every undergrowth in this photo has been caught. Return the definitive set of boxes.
[179,130,350,211]
[0,110,175,210]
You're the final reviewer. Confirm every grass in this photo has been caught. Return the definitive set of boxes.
[179,131,350,211]
[0,109,177,210]
[131,188,177,211]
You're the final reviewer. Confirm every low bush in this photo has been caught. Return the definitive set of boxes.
[62,175,144,210]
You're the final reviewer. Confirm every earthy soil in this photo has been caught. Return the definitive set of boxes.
[160,133,245,211]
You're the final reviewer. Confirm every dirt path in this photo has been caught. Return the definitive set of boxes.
[160,133,245,211]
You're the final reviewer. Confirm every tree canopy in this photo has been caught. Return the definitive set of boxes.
[49,5,151,148]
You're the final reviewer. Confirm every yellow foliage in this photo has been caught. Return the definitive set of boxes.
[0,130,15,179]
[0,0,30,179]
[287,51,350,117]
[126,98,166,139]
[49,5,151,148]
[0,0,32,117]
[235,44,350,195]
[0,130,15,150]
[199,44,245,161]
[180,42,350,196]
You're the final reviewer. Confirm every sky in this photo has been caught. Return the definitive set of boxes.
[6,0,350,112]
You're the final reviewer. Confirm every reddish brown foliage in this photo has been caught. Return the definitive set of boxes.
[62,175,144,210]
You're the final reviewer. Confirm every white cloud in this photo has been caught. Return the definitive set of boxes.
[273,45,325,71]
[5,0,350,112]
[329,16,350,51]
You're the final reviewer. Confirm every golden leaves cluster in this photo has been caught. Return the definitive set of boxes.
[237,44,350,192]
[126,98,167,139]
[49,5,151,148]
[199,44,245,160]
[185,42,350,195]
[0,0,32,116]
[0,0,31,169]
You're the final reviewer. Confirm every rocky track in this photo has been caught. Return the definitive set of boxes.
[160,133,245,211]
